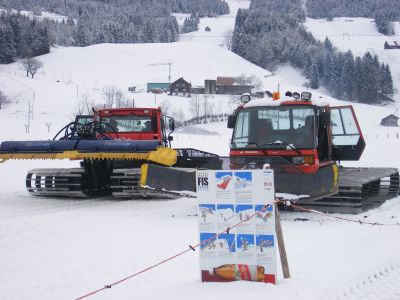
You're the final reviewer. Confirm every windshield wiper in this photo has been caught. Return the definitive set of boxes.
[258,141,302,155]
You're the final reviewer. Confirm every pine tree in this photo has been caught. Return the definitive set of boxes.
[381,64,394,97]
[309,65,320,89]
[8,14,23,57]
[360,52,378,103]
[322,54,332,86]
[324,37,333,51]
[378,63,386,95]
[352,56,363,101]
[1,28,17,63]
[330,54,343,99]
[181,13,200,33]
[143,21,155,43]
[74,19,89,46]
[341,51,354,100]
[304,54,313,79]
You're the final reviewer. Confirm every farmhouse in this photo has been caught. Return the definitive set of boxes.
[384,41,400,50]
[215,76,254,95]
[169,77,191,97]
[380,114,399,127]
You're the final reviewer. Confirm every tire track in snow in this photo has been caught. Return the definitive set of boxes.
[323,258,400,300]
[0,193,117,241]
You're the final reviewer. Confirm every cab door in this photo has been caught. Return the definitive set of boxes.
[330,106,365,161]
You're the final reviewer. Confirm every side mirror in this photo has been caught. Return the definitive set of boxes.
[168,119,175,131]
[168,136,174,142]
[240,94,251,104]
[320,112,331,126]
[227,115,236,128]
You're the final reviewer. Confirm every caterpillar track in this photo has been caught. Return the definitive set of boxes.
[296,167,400,214]
[110,168,179,199]
[26,168,87,198]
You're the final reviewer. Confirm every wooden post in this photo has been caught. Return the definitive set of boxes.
[275,203,290,278]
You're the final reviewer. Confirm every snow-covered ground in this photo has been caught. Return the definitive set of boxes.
[1,1,400,299]
[179,0,250,47]
[0,8,70,23]
[305,17,400,102]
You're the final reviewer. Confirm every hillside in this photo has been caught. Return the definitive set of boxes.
[0,0,400,299]
[305,17,400,102]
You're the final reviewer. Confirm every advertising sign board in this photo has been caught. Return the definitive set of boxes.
[196,169,277,284]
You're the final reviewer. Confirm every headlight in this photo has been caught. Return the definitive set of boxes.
[292,156,315,165]
[292,156,305,164]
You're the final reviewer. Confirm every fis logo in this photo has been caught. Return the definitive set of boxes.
[197,172,209,191]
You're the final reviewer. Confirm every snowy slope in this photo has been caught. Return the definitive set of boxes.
[305,17,400,102]
[0,8,70,23]
[1,1,400,299]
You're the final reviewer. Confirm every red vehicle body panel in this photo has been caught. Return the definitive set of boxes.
[97,107,163,142]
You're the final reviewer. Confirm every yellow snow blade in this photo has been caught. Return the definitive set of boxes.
[0,148,177,166]
[147,147,177,166]
[140,163,149,187]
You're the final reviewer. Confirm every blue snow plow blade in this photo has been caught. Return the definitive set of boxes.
[0,140,160,153]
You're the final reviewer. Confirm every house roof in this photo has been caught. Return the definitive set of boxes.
[216,77,236,86]
[382,114,399,121]
[171,77,191,86]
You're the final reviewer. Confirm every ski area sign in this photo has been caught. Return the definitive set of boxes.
[196,169,277,284]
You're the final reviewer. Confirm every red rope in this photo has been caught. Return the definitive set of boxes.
[277,199,400,226]
[74,199,399,299]
[73,202,275,300]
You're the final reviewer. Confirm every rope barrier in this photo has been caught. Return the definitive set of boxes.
[276,199,400,227]
[73,203,274,300]
[73,199,399,299]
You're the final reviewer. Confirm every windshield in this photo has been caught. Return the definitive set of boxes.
[232,106,316,149]
[102,115,153,133]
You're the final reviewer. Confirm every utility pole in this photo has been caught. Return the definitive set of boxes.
[31,90,35,120]
[167,62,171,84]
[26,99,33,134]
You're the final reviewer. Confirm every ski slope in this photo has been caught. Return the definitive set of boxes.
[1,0,400,299]
[305,17,400,102]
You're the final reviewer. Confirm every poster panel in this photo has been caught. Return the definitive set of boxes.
[197,169,276,284]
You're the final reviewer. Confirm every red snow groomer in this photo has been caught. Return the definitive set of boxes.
[226,92,399,213]
[0,107,218,198]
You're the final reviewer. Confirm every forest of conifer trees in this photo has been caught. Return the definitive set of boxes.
[0,0,229,63]
[231,0,394,104]
[306,0,400,35]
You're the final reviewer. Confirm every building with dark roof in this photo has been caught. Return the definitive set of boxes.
[380,114,399,126]
[169,77,191,97]
[384,41,400,50]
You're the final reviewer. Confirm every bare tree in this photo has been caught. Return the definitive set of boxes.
[189,94,202,120]
[103,85,116,108]
[223,29,233,50]
[159,100,171,115]
[0,90,10,110]
[236,73,263,91]
[174,109,185,125]
[115,89,130,108]
[168,107,185,127]
[236,73,251,85]
[250,74,263,91]
[21,58,43,78]
[73,92,94,116]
